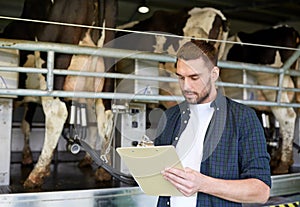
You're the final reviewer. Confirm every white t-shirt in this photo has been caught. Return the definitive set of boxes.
[171,102,214,207]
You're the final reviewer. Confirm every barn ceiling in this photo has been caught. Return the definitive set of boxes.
[0,0,300,36]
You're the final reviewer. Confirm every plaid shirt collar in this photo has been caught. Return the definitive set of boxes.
[172,90,227,161]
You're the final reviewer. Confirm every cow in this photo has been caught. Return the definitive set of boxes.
[220,25,300,174]
[114,7,229,109]
[1,0,117,188]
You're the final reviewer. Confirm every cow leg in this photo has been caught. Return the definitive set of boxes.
[21,103,33,165]
[23,76,68,188]
[21,102,39,166]
[271,107,296,174]
[95,98,113,182]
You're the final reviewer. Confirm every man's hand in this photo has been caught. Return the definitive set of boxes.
[162,167,205,197]
[162,167,270,204]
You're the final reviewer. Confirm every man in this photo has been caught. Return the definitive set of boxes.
[154,40,271,207]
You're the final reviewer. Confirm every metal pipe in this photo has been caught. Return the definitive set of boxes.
[218,60,281,74]
[1,87,300,108]
[0,66,48,74]
[1,65,300,93]
[46,51,55,91]
[0,88,185,102]
[218,81,300,93]
[0,66,178,82]
[0,38,176,63]
[235,99,300,108]
[276,45,300,103]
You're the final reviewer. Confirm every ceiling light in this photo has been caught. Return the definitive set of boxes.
[138,0,150,14]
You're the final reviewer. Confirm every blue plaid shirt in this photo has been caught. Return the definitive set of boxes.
[154,92,271,207]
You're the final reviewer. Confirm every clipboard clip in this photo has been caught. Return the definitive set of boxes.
[137,135,154,147]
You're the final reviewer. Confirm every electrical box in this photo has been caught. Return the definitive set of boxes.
[113,103,146,174]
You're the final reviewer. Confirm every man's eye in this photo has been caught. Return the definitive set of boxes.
[191,76,199,80]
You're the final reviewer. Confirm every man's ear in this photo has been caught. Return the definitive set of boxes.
[211,66,219,81]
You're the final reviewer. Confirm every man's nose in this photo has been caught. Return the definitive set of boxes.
[183,78,192,90]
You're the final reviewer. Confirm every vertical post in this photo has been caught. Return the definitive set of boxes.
[0,98,12,186]
[47,50,55,92]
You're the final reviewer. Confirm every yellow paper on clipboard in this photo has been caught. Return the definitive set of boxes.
[116,145,184,196]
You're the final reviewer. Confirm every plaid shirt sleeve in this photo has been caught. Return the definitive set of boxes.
[199,99,271,206]
[237,102,272,186]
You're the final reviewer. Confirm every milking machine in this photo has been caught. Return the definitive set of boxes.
[62,100,136,184]
[62,101,87,155]
[61,59,160,183]
[261,113,281,150]
[261,112,283,169]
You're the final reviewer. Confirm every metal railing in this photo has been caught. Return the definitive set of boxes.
[0,38,300,107]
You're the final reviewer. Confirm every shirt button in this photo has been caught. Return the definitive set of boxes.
[183,111,185,114]
[184,120,187,124]
[175,137,178,140]
[167,201,170,205]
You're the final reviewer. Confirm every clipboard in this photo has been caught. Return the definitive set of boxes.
[116,145,184,196]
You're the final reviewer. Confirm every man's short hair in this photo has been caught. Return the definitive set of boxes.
[177,40,218,66]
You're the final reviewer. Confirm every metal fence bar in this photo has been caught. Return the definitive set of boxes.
[218,60,281,74]
[1,88,300,108]
[0,38,176,63]
[216,82,300,93]
[0,38,300,107]
[0,66,178,82]
[277,45,300,103]
[1,65,300,94]
[0,66,48,74]
[0,88,184,102]
[219,60,300,77]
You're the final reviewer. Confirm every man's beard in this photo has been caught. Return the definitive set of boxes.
[184,90,210,104]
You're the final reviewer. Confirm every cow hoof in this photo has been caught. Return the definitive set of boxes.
[23,176,43,189]
[23,166,51,189]
[78,154,93,168]
[272,162,290,175]
[95,167,112,182]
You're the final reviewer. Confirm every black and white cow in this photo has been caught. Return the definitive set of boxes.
[221,25,300,174]
[1,0,117,188]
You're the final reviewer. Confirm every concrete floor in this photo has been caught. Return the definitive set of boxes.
[6,151,135,194]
